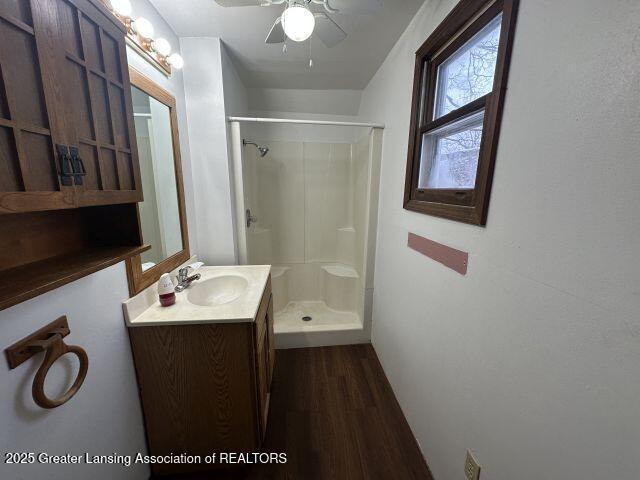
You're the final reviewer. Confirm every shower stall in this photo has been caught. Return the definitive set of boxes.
[230,117,383,348]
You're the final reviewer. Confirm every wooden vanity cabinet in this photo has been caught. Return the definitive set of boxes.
[128,277,275,478]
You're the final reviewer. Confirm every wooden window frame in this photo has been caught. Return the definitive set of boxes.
[404,0,519,225]
[125,67,190,296]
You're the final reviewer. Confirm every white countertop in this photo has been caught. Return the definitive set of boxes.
[123,265,271,327]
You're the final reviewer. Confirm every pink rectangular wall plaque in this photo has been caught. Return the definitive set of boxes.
[407,232,468,275]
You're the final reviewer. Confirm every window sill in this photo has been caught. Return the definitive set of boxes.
[403,198,484,226]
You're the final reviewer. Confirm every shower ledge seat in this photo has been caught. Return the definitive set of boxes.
[321,264,359,278]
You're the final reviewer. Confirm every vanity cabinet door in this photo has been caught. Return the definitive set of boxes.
[254,280,273,440]
[266,294,275,387]
[55,0,142,206]
[256,330,270,439]
[0,0,76,213]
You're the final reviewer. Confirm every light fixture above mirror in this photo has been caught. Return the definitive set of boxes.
[153,38,172,57]
[103,0,184,76]
[132,17,155,39]
[110,0,132,16]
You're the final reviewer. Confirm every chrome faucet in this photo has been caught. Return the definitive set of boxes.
[175,267,201,292]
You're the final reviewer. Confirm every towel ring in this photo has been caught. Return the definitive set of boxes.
[31,334,89,409]
[4,316,89,409]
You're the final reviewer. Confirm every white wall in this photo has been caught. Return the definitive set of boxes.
[220,42,250,268]
[0,265,148,480]
[359,1,640,479]
[181,37,238,265]
[0,3,195,479]
[248,88,362,116]
[241,114,366,145]
[243,87,366,143]
[221,42,249,117]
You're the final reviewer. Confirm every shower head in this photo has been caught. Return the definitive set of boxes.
[243,139,269,157]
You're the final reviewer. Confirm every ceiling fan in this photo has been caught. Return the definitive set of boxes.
[215,0,383,47]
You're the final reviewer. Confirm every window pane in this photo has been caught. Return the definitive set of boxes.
[434,15,502,119]
[419,110,484,189]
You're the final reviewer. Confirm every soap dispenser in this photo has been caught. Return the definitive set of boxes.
[158,273,176,307]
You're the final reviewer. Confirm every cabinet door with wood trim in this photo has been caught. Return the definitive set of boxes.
[56,0,142,206]
[255,294,274,440]
[256,331,269,438]
[266,294,275,386]
[0,0,76,214]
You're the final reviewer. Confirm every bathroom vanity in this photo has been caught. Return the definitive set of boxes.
[124,265,274,477]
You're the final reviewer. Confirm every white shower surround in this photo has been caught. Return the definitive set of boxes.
[230,120,382,348]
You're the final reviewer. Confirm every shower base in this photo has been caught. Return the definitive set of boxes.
[275,301,361,334]
[273,301,369,349]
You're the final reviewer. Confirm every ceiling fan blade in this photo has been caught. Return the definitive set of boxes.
[265,17,286,44]
[314,13,347,48]
[327,0,383,14]
[214,0,261,7]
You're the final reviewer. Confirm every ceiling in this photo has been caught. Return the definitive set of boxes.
[148,0,425,89]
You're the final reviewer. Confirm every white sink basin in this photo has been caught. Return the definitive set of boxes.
[187,275,249,306]
[123,265,272,326]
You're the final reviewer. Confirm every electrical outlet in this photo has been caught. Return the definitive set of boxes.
[464,450,481,480]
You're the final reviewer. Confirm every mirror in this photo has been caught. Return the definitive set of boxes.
[125,68,189,295]
[132,87,182,267]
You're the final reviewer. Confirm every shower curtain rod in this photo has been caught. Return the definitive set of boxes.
[228,116,385,129]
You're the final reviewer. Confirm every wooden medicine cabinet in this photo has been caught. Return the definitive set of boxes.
[0,0,147,310]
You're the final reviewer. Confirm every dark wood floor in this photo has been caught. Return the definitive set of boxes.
[207,344,434,480]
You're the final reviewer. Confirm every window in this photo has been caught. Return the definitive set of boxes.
[404,0,519,225]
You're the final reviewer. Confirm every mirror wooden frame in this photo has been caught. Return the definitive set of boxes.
[125,67,190,295]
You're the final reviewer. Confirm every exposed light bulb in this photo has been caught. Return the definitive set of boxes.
[167,53,184,69]
[282,43,287,54]
[153,38,171,57]
[109,0,132,16]
[133,17,154,39]
[309,58,314,69]
[281,5,315,42]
